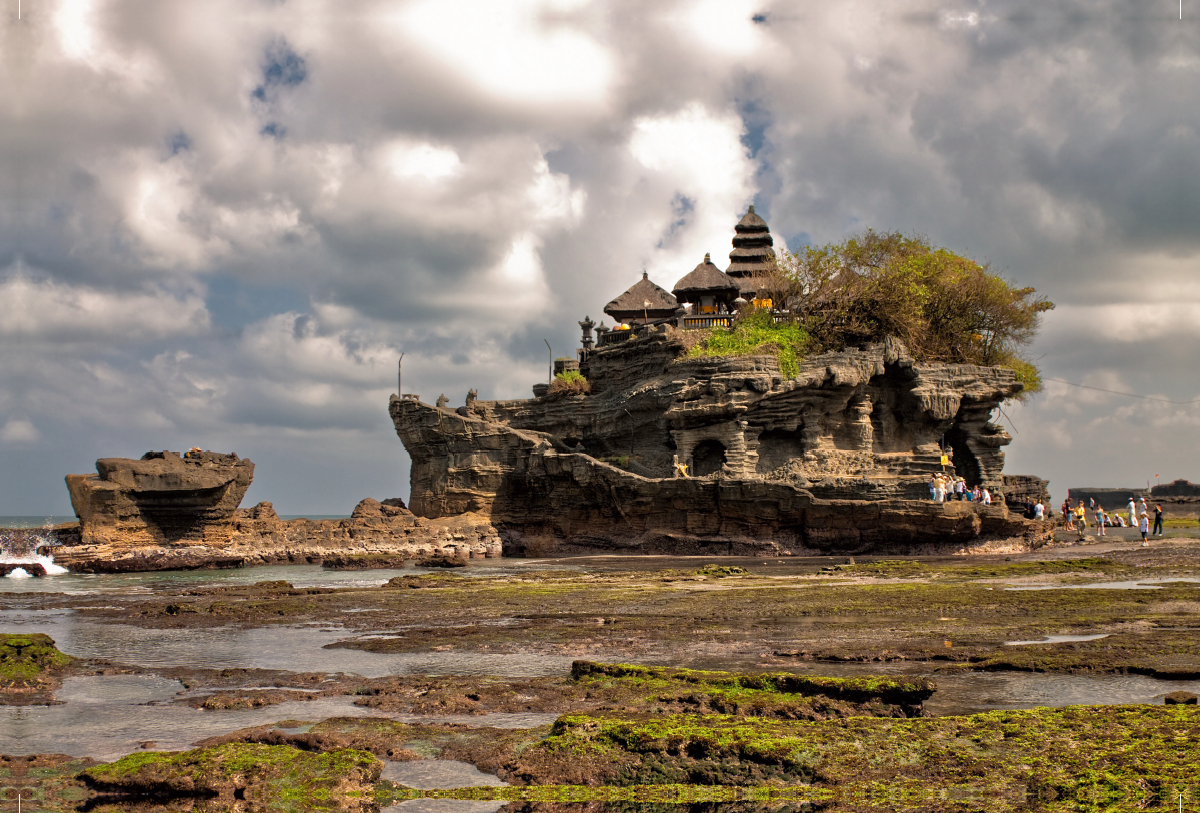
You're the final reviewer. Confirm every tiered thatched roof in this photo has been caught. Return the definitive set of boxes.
[726,204,776,281]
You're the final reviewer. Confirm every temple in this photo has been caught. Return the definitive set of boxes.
[390,206,1050,556]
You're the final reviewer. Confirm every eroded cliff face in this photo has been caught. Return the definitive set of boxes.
[392,332,1048,554]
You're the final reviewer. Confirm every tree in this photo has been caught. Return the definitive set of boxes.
[760,230,1053,394]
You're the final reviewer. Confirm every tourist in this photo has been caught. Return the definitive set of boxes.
[1033,500,1045,520]
[955,479,966,501]
[1061,498,1072,523]
[1095,505,1106,537]
[973,485,982,501]
[1126,498,1137,527]
[1139,512,1150,545]
[1139,497,1148,518]
[1074,503,1087,538]
[1153,504,1164,536]
[928,476,937,501]
[981,487,991,505]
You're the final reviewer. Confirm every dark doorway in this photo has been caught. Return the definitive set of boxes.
[692,439,727,477]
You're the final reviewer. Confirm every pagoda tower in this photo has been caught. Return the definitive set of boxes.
[725,204,776,297]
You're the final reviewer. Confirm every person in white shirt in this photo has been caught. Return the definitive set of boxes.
[981,488,991,505]
[1033,501,1045,520]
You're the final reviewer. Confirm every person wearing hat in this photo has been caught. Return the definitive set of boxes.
[1153,504,1164,536]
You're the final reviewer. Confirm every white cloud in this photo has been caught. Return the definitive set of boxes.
[393,0,613,108]
[629,103,756,278]
[386,141,462,181]
[678,0,768,60]
[0,419,40,443]
[0,273,211,345]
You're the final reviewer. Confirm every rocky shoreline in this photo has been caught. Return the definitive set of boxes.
[3,534,1199,810]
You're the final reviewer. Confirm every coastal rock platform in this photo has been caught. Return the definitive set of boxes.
[55,452,501,573]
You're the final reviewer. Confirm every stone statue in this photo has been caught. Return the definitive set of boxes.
[466,389,478,407]
[673,454,689,478]
[436,394,449,408]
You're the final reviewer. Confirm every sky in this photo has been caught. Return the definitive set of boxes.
[1,0,1197,516]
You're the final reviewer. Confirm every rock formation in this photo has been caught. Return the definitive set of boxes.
[57,452,500,572]
[392,330,1051,556]
[65,450,254,548]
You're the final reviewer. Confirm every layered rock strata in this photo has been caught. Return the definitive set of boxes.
[66,450,254,548]
[392,332,1051,555]
[57,452,501,572]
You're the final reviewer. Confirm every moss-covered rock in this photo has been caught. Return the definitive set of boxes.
[79,742,381,811]
[507,704,1200,801]
[0,633,73,704]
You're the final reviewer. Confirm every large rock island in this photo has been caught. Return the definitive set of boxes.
[392,333,1049,556]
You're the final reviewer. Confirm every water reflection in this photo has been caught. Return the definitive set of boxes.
[0,609,575,678]
[0,675,396,761]
[0,560,586,595]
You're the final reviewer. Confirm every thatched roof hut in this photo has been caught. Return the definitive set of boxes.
[603,271,678,324]
[672,253,738,312]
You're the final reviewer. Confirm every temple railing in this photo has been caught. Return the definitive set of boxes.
[597,329,633,347]
[680,313,732,330]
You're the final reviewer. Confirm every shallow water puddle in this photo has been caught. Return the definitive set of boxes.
[1004,633,1110,645]
[382,759,507,789]
[1006,577,1200,591]
[0,609,575,677]
[0,675,397,761]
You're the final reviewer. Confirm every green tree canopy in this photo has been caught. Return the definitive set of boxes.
[698,230,1053,396]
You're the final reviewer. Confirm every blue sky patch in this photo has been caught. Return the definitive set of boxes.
[252,39,307,102]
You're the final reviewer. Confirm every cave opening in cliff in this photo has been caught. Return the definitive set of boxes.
[692,439,727,477]
[944,422,982,488]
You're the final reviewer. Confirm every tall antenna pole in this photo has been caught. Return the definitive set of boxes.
[544,339,552,384]
[397,353,404,397]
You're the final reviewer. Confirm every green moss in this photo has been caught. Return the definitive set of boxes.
[81,742,380,804]
[695,564,749,577]
[686,309,811,378]
[524,704,1200,798]
[0,633,72,684]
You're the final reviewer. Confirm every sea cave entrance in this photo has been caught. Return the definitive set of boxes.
[692,439,727,477]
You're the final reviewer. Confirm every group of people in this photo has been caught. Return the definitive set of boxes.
[1061,496,1165,545]
[927,474,992,504]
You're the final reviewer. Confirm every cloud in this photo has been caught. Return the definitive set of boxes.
[0,272,211,345]
[4,0,1200,515]
[393,0,614,109]
[0,418,40,443]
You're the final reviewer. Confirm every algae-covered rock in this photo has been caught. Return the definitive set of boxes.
[0,633,73,704]
[79,742,381,811]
